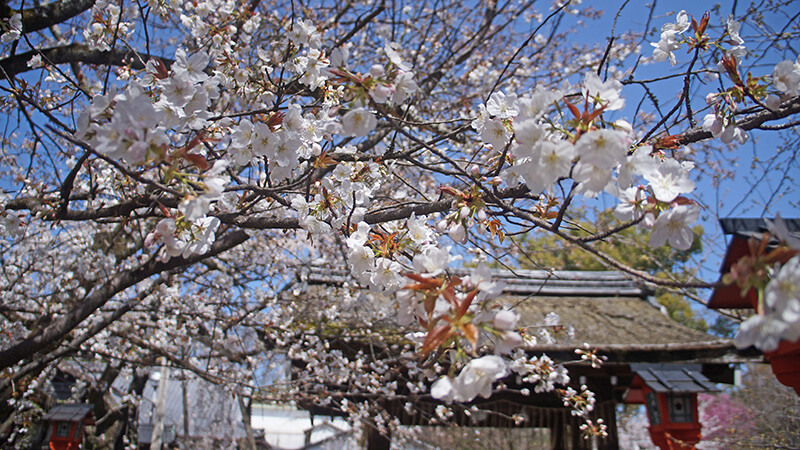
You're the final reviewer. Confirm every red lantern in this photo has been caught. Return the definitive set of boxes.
[625,365,717,450]
[41,404,94,450]
[642,385,700,449]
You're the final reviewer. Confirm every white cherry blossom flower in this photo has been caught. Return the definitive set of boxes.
[493,309,518,330]
[726,16,744,45]
[392,71,418,105]
[27,54,43,69]
[651,11,689,65]
[764,256,800,323]
[342,108,377,137]
[648,205,699,250]
[572,160,613,198]
[516,85,560,120]
[643,157,695,203]
[431,356,507,403]
[773,60,800,96]
[480,118,510,149]
[582,72,624,111]
[287,19,321,48]
[617,145,657,188]
[173,48,210,84]
[735,313,788,352]
[573,129,628,169]
[494,331,523,355]
[703,113,747,144]
[1,13,22,43]
[406,213,433,244]
[412,245,451,276]
[513,119,547,148]
[613,186,648,222]
[371,258,404,293]
[347,244,375,278]
[486,91,519,119]
[384,42,411,71]
[182,216,220,257]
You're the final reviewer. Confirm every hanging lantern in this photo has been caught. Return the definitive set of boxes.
[624,364,718,450]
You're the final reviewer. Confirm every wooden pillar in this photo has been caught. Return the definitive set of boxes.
[550,409,566,449]
[601,401,619,450]
[365,423,391,450]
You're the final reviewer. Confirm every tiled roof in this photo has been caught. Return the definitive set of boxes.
[42,404,93,422]
[631,364,719,393]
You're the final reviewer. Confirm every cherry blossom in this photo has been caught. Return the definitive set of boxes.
[642,157,695,203]
[772,60,800,96]
[0,13,21,43]
[431,355,507,403]
[651,10,689,65]
[342,108,378,137]
[648,205,699,250]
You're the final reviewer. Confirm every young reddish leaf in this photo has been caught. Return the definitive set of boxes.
[456,288,478,317]
[565,101,581,120]
[183,152,211,170]
[461,322,479,351]
[420,324,453,358]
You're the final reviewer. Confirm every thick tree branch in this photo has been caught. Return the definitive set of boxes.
[2,0,96,33]
[675,95,800,146]
[0,43,170,80]
[0,229,249,371]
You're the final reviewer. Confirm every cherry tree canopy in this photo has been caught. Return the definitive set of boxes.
[1,0,799,444]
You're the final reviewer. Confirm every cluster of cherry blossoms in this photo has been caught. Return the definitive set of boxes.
[644,10,800,354]
[471,73,700,250]
[0,193,24,237]
[651,10,800,146]
[0,13,21,43]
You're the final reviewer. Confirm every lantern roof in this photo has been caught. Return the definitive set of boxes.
[631,364,719,393]
[42,404,94,423]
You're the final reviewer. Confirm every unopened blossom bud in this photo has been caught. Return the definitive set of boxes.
[436,219,449,233]
[489,176,502,186]
[144,231,158,248]
[469,165,480,176]
[476,209,487,222]
[459,206,471,219]
[705,92,717,105]
[493,309,518,330]
[448,223,467,243]
[371,84,392,104]
[766,94,781,110]
[613,119,632,134]
[369,64,385,78]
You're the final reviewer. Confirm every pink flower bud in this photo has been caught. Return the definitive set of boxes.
[369,64,385,78]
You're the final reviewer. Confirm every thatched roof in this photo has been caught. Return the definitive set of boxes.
[509,294,715,347]
[293,265,711,343]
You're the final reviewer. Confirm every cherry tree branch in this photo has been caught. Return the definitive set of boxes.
[0,229,250,371]
[675,95,800,145]
[1,0,96,33]
[0,43,170,80]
